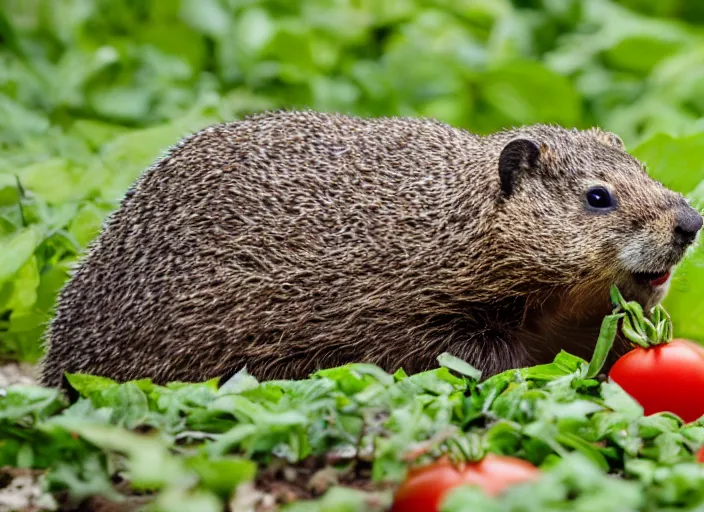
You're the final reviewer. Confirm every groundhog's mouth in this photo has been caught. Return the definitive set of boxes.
[633,270,671,287]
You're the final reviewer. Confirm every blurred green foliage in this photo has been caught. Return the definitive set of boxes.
[1,0,704,362]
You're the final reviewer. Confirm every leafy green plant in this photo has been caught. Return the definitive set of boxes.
[2,346,704,510]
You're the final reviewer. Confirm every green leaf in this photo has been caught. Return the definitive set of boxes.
[441,485,503,512]
[218,367,259,395]
[208,394,308,427]
[640,415,681,439]
[153,487,223,512]
[601,382,644,419]
[47,453,122,503]
[206,424,259,457]
[585,312,623,378]
[65,373,119,397]
[42,419,189,489]
[478,60,581,127]
[89,86,153,124]
[3,255,40,312]
[313,364,394,395]
[661,237,704,341]
[604,34,687,74]
[405,368,468,396]
[653,432,686,463]
[184,454,256,497]
[437,352,482,380]
[0,226,43,286]
[0,385,65,422]
[555,432,610,472]
[18,158,78,204]
[631,131,704,195]
[522,351,586,381]
[180,0,230,38]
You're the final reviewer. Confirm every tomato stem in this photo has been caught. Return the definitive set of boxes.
[609,286,673,348]
[444,432,486,466]
[586,286,674,377]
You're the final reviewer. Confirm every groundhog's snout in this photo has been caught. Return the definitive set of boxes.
[674,204,703,247]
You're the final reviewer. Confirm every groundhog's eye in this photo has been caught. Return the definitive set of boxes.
[586,186,613,210]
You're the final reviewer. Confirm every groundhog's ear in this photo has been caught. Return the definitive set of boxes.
[498,138,541,197]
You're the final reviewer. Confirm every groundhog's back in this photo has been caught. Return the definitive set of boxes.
[40,111,498,387]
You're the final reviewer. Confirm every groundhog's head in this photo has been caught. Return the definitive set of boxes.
[493,126,702,312]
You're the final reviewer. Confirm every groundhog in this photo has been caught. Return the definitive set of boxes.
[39,110,703,390]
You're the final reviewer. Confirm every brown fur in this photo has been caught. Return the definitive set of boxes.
[38,110,702,388]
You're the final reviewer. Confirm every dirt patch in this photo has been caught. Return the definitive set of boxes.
[250,456,395,510]
[38,458,395,512]
[0,467,57,512]
[0,362,37,389]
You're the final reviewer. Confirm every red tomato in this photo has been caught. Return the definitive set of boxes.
[608,339,704,423]
[390,454,539,512]
[697,446,704,463]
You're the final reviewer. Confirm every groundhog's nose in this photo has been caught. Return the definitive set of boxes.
[674,205,703,246]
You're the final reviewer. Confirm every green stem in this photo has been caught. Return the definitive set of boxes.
[585,311,624,379]
[586,286,674,377]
